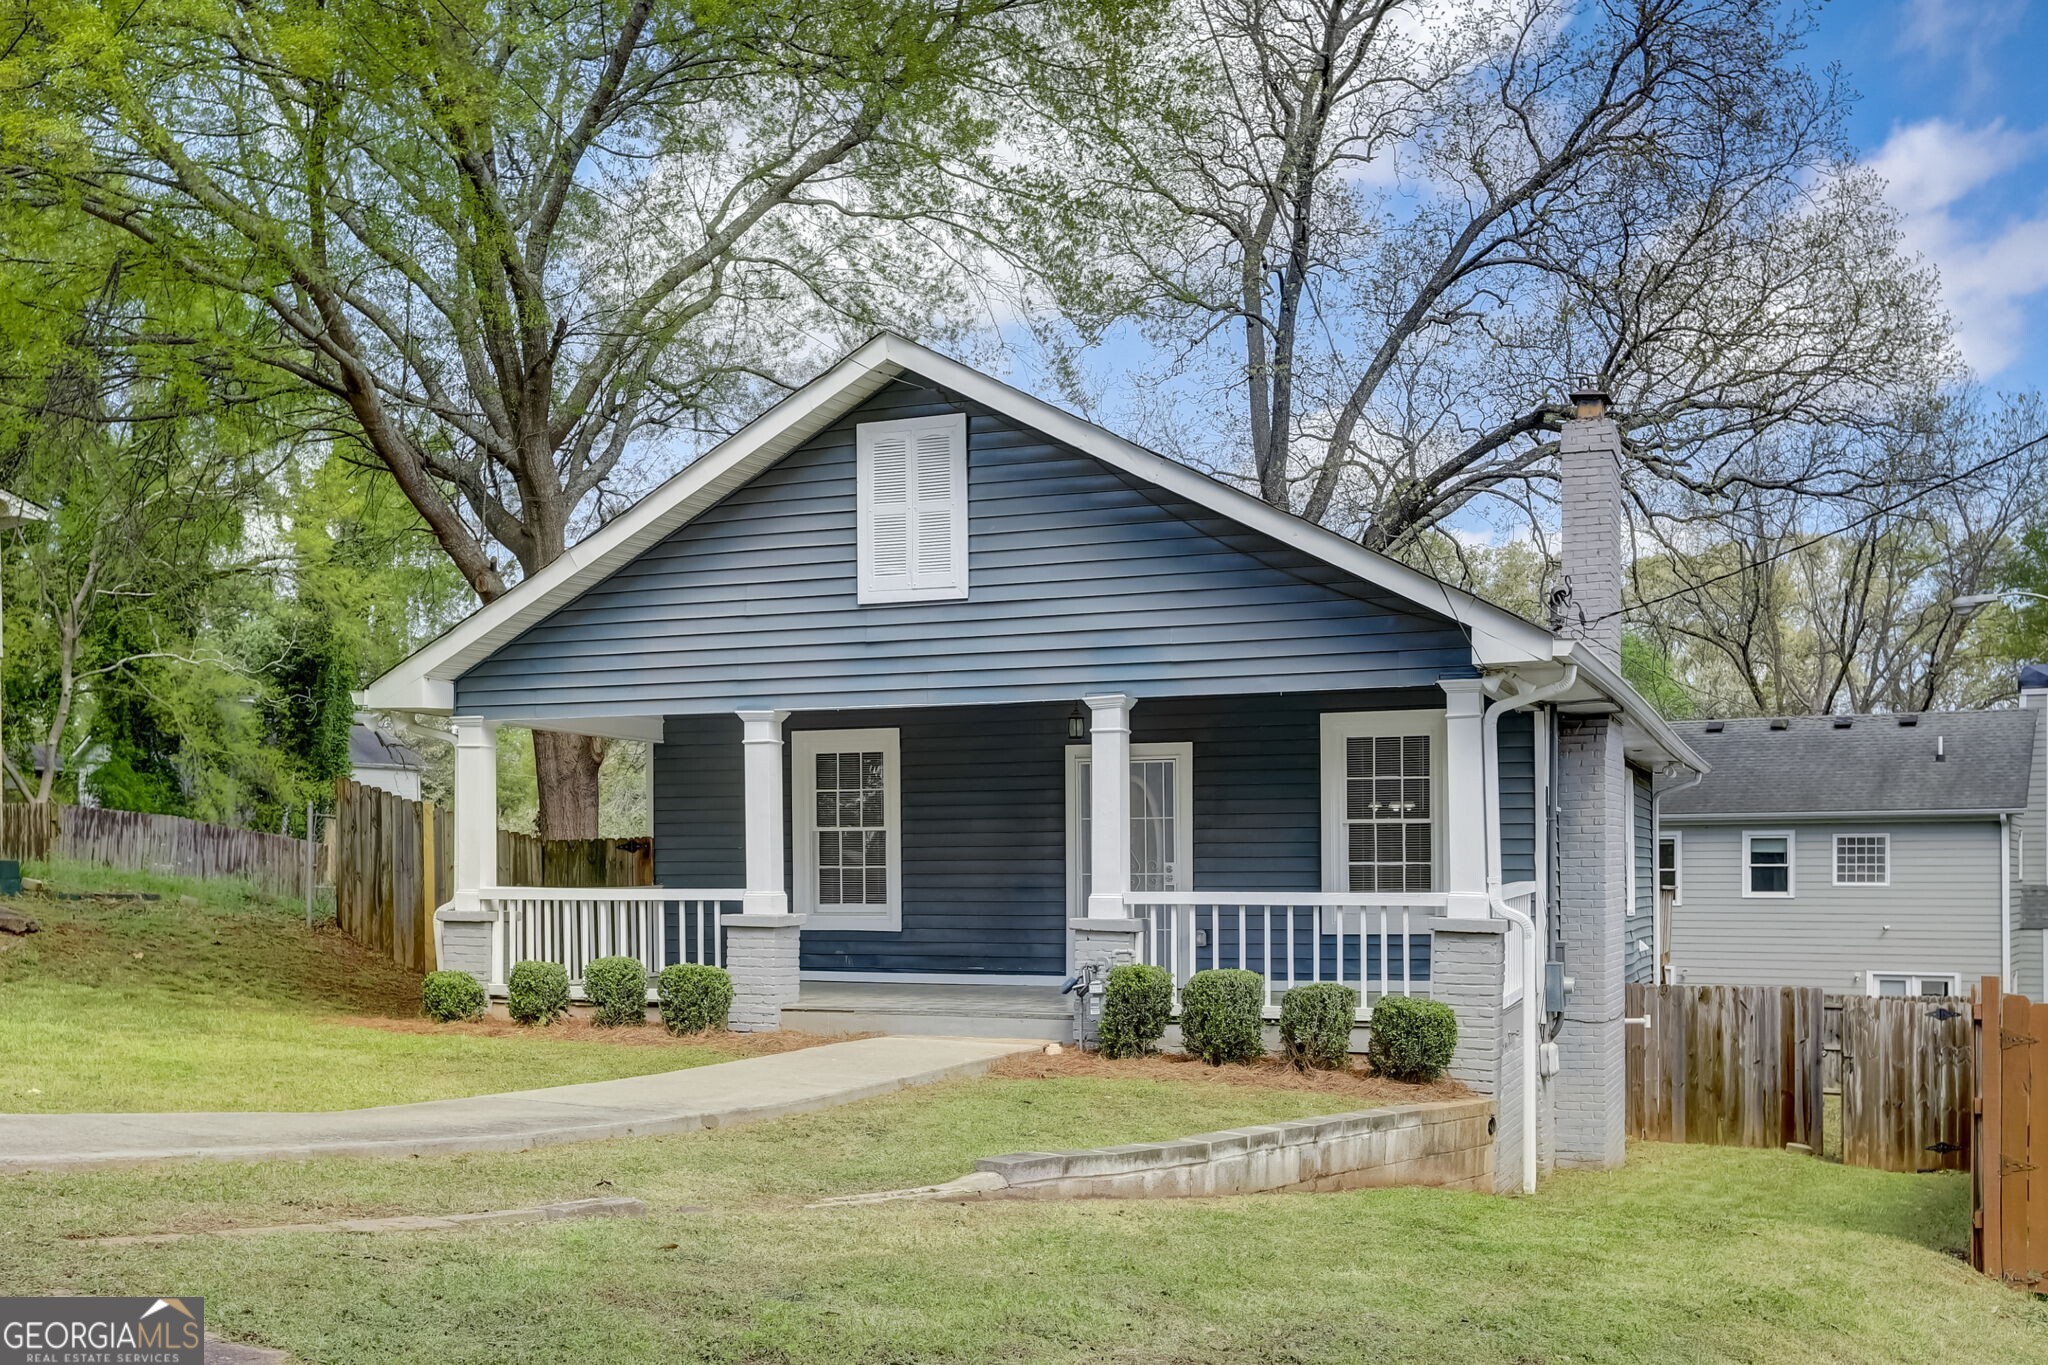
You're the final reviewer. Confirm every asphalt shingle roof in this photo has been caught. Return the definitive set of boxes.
[1661,710,2037,818]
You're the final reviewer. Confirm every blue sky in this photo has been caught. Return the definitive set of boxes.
[1807,0,2048,393]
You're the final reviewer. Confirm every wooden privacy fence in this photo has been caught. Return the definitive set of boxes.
[1626,984,1826,1151]
[330,779,652,973]
[1974,977,2048,1289]
[1837,994,1974,1173]
[1,801,310,899]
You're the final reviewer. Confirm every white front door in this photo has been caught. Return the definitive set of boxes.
[1065,743,1194,920]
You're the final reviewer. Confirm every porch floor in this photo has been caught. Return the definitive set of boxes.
[784,981,1073,1043]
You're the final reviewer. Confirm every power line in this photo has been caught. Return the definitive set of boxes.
[1593,426,2048,625]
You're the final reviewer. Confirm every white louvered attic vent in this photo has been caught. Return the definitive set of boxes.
[857,412,968,603]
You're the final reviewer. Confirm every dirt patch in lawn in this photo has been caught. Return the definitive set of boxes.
[992,1048,1466,1104]
[340,1016,870,1057]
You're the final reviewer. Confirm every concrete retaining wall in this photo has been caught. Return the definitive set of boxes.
[972,1098,1495,1199]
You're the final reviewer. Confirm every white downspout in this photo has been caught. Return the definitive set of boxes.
[1482,664,1577,1195]
[1651,766,1705,984]
[2000,813,2012,991]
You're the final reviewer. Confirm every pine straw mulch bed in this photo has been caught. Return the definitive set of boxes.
[340,1015,873,1057]
[991,1047,1467,1105]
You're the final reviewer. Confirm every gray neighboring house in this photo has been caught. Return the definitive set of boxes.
[349,723,426,802]
[1659,698,2047,998]
[362,333,1706,1190]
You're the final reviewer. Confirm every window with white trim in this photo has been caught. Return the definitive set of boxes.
[1657,834,1681,904]
[856,413,968,603]
[1868,971,1959,998]
[1320,712,1443,895]
[792,728,902,931]
[1742,831,1793,898]
[1833,833,1889,886]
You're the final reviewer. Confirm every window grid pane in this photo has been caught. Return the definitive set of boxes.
[1835,835,1887,885]
[814,750,887,906]
[1345,734,1432,893]
[1748,836,1789,895]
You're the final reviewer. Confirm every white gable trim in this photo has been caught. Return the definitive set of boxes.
[359,333,1562,712]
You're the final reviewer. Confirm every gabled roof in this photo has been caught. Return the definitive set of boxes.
[357,333,1701,769]
[1662,710,2038,820]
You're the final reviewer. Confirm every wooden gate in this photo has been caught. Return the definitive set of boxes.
[1626,984,1826,1151]
[1836,994,1974,1173]
[1973,977,2048,1288]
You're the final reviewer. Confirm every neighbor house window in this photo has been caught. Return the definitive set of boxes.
[792,728,902,931]
[1657,834,1681,904]
[1320,711,1444,895]
[856,413,967,604]
[1833,833,1889,886]
[1868,972,1959,998]
[1742,831,1793,898]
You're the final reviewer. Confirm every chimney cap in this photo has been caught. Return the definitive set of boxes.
[1567,378,1610,421]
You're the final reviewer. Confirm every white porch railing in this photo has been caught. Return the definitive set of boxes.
[480,887,746,996]
[1123,892,1446,1020]
[1498,881,1538,1004]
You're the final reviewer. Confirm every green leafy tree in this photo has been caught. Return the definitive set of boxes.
[6,0,1129,834]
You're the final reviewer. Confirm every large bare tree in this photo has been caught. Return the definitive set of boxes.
[1014,0,1956,550]
[9,0,1077,834]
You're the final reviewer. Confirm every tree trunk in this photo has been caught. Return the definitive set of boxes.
[532,729,607,840]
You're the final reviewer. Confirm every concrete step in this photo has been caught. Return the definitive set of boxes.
[783,1005,1074,1042]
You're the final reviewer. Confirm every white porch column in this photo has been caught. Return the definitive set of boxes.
[449,715,502,992]
[453,716,499,893]
[1439,679,1489,918]
[728,708,802,1032]
[1085,693,1135,919]
[738,709,791,915]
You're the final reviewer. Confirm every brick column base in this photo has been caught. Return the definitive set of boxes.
[1427,918,1531,1193]
[723,914,806,1032]
[1068,919,1145,1046]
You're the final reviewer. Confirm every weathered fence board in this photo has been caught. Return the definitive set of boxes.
[1837,994,1974,1173]
[1626,984,1826,1151]
[1973,977,2048,1290]
[1,801,308,899]
[330,779,650,974]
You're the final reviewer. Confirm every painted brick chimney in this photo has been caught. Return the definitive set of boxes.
[1557,387,1623,669]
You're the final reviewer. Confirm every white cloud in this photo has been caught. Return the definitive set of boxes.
[1899,0,2027,98]
[1868,117,2048,377]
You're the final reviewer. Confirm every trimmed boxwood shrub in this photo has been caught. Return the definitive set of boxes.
[1178,968,1265,1065]
[657,963,734,1034]
[421,970,485,1023]
[584,955,649,1027]
[1280,982,1358,1071]
[1097,963,1173,1059]
[507,959,571,1026]
[1366,995,1459,1082]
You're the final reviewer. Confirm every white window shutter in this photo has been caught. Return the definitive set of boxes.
[858,413,967,603]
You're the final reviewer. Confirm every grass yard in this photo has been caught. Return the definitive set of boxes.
[0,863,821,1112]
[5,1082,2043,1364]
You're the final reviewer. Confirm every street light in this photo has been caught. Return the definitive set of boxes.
[1956,590,2048,611]
[0,489,49,897]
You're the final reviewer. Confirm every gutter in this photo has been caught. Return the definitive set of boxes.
[1482,664,1577,1196]
[1550,639,1707,774]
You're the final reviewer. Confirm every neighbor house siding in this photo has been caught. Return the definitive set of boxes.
[652,688,1513,976]
[1664,820,2003,993]
[1626,769,1655,985]
[456,379,1478,719]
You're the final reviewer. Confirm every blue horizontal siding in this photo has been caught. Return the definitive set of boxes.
[1499,709,1537,884]
[651,688,1513,978]
[457,378,1478,718]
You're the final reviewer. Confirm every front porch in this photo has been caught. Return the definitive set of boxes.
[434,683,1545,1045]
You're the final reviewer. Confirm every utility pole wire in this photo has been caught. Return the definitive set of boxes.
[1589,428,2048,626]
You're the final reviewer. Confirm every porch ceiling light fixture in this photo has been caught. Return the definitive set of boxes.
[1067,704,1087,741]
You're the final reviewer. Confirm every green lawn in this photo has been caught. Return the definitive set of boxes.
[0,864,792,1112]
[5,1082,2041,1364]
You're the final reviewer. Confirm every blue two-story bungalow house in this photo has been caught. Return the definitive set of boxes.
[361,334,1702,1191]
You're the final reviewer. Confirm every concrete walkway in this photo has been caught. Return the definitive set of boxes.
[0,1036,1037,1173]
